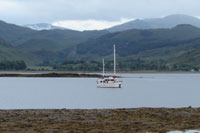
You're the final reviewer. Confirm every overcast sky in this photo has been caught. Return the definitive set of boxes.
[0,0,200,30]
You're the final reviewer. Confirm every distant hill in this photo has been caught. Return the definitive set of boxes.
[23,23,66,30]
[2,18,200,69]
[108,14,200,32]
[0,37,41,65]
[172,46,200,67]
[0,20,108,46]
[0,20,36,45]
[16,29,109,62]
[77,24,200,61]
[0,37,11,47]
[0,20,109,64]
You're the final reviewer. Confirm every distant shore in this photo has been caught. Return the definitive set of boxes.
[0,72,102,78]
[0,71,199,77]
[0,108,199,132]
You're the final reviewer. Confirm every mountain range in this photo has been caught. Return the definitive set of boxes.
[0,14,200,69]
[77,24,200,61]
[108,14,200,32]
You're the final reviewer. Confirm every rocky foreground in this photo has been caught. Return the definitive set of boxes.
[0,108,200,132]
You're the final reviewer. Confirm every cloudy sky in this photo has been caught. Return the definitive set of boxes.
[0,0,200,30]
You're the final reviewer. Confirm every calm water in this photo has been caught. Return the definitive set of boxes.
[0,73,200,109]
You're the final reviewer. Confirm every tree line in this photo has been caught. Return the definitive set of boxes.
[0,60,27,70]
[53,59,199,71]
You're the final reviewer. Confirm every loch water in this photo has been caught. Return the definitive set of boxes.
[0,73,199,109]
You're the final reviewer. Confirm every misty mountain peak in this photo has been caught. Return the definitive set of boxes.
[108,14,200,32]
[164,14,198,19]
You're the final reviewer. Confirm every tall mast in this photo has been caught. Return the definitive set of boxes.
[103,58,105,77]
[114,44,116,75]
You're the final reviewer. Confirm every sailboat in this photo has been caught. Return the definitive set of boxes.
[97,45,122,88]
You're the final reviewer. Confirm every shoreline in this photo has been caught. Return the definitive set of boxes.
[0,71,199,77]
[0,72,102,78]
[0,107,199,132]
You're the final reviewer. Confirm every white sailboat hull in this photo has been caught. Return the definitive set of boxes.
[97,81,122,88]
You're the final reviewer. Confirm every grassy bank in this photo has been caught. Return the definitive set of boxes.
[0,108,200,132]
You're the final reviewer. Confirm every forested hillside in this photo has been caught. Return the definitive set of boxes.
[77,24,200,59]
[0,18,200,71]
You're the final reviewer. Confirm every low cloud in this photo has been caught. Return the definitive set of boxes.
[52,18,133,31]
[195,16,200,19]
[0,0,200,25]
